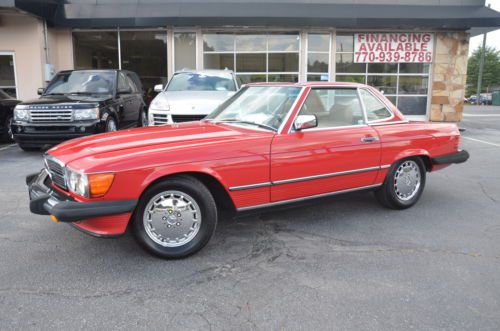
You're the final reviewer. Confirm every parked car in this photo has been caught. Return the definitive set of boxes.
[27,82,469,259]
[0,88,21,142]
[12,69,147,151]
[148,70,240,125]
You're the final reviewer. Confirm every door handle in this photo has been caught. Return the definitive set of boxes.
[361,136,379,143]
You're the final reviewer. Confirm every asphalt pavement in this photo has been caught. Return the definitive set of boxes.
[0,107,499,330]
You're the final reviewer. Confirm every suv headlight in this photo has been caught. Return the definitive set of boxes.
[14,105,29,122]
[149,98,169,111]
[74,107,99,120]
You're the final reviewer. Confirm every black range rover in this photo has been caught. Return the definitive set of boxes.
[12,69,147,151]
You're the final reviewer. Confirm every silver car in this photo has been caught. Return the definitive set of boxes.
[148,70,241,125]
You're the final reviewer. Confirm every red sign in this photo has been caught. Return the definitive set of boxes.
[354,33,434,63]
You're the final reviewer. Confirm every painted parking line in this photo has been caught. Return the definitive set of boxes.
[0,144,16,152]
[463,114,500,117]
[462,136,500,147]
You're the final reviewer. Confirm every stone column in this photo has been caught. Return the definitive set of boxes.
[430,32,469,122]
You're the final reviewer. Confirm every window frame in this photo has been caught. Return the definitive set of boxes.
[0,52,18,99]
[358,87,395,123]
[289,86,369,133]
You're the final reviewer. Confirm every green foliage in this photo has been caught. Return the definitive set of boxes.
[466,46,500,96]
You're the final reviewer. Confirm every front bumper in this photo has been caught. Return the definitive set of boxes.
[431,150,470,165]
[12,121,102,147]
[27,169,137,226]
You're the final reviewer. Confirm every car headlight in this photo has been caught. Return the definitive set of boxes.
[67,168,89,198]
[14,105,29,122]
[74,107,99,120]
[66,167,115,198]
[149,98,169,111]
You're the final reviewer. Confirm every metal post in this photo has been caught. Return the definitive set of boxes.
[476,32,487,105]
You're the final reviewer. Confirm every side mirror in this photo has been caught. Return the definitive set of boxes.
[294,114,317,131]
[37,88,44,95]
[154,84,163,93]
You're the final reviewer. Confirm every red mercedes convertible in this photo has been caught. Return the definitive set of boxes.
[27,82,469,258]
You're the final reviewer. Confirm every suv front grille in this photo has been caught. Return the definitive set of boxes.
[172,115,206,123]
[45,156,67,190]
[152,113,169,125]
[30,109,73,123]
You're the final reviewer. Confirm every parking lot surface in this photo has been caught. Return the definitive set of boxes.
[0,107,499,330]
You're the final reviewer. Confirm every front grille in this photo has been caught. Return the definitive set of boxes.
[152,113,169,125]
[172,115,206,123]
[30,109,73,123]
[45,156,67,190]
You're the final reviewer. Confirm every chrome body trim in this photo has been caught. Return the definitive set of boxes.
[228,165,387,191]
[229,182,272,192]
[272,166,381,185]
[380,164,391,169]
[236,183,382,212]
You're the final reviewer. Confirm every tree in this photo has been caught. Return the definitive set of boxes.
[466,46,500,96]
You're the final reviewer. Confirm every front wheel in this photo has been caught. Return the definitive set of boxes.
[138,109,148,127]
[105,116,117,132]
[375,158,426,210]
[132,176,217,259]
[2,115,14,142]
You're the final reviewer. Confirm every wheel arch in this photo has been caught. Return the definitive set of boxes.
[139,170,236,212]
[390,150,432,171]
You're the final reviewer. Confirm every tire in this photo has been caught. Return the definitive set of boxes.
[131,175,218,259]
[1,115,13,142]
[138,109,148,127]
[105,116,118,132]
[375,157,426,210]
[19,145,40,152]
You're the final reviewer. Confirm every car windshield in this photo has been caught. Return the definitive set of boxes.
[166,72,236,92]
[205,86,302,131]
[44,71,115,95]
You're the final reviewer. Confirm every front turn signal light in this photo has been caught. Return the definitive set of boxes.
[88,173,115,198]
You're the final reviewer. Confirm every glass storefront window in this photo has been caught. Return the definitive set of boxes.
[203,32,299,83]
[307,33,330,82]
[120,31,168,99]
[335,33,430,116]
[73,31,119,69]
[0,54,16,98]
[174,32,196,71]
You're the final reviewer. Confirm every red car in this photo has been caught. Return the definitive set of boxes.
[27,82,469,258]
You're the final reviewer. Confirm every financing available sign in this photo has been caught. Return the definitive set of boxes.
[354,33,434,63]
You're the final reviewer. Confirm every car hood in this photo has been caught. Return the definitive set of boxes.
[155,91,233,114]
[20,94,113,106]
[48,121,273,172]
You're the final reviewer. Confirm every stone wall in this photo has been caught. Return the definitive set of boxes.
[430,32,469,122]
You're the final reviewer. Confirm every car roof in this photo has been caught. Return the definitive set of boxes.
[245,81,365,88]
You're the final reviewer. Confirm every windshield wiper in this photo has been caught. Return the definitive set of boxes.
[216,119,277,132]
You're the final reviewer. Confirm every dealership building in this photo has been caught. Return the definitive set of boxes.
[1,0,500,121]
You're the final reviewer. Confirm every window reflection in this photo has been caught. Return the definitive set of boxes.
[174,33,196,71]
[73,31,119,69]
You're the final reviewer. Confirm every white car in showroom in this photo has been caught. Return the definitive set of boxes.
[148,70,241,125]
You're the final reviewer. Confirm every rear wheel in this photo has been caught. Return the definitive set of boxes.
[132,176,217,259]
[138,109,148,127]
[375,158,426,209]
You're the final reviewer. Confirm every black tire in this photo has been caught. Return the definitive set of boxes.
[2,115,13,142]
[375,157,426,210]
[131,175,218,259]
[18,145,40,152]
[105,116,118,132]
[138,109,148,127]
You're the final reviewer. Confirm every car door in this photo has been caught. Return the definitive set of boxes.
[270,87,382,202]
[116,72,135,128]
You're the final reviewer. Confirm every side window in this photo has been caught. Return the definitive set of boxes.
[126,73,142,93]
[360,89,392,121]
[117,72,130,93]
[298,88,364,129]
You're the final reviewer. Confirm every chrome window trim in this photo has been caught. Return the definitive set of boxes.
[277,86,307,134]
[236,183,382,212]
[228,165,389,191]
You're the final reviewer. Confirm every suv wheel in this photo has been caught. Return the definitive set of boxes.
[138,109,148,127]
[2,115,13,142]
[105,117,117,132]
[132,176,217,259]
